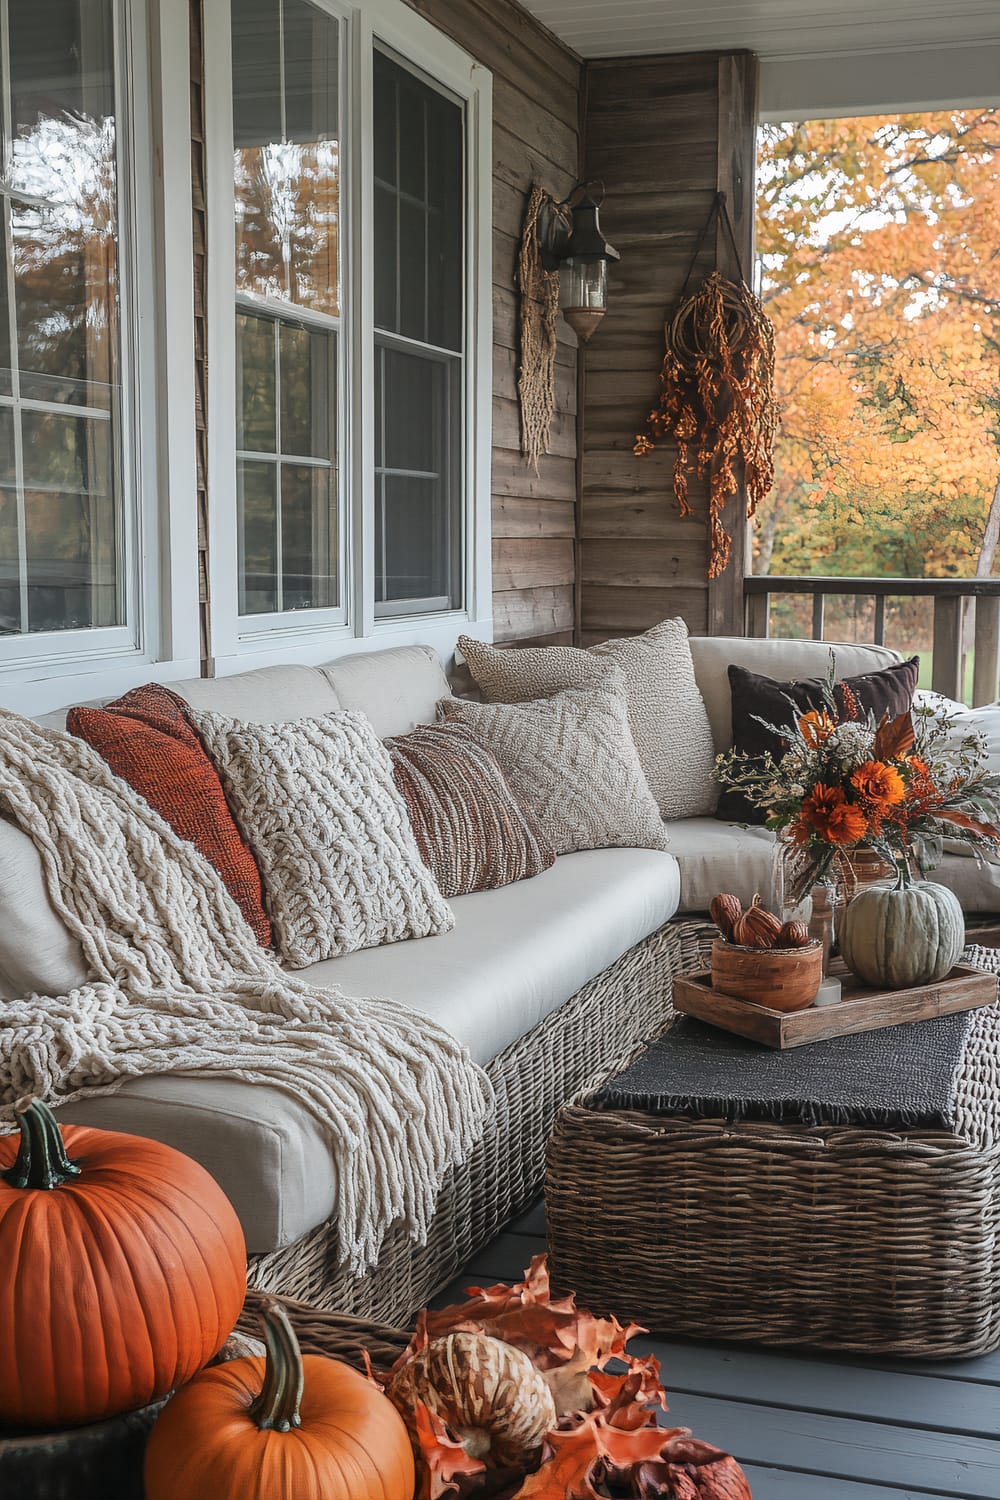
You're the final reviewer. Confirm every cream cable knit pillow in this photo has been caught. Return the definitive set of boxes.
[458,619,717,820]
[439,682,670,857]
[191,709,454,967]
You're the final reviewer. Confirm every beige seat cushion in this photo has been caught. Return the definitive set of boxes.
[666,817,777,912]
[56,847,680,1252]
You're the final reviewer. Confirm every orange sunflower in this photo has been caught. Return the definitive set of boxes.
[802,784,869,845]
[851,760,905,809]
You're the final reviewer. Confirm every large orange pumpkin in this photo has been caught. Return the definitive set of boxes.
[0,1097,247,1428]
[144,1301,416,1500]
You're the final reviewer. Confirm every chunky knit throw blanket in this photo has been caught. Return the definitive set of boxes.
[0,710,494,1274]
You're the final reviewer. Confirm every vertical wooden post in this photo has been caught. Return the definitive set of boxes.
[873,594,886,647]
[932,596,965,701]
[707,51,760,639]
[973,595,1000,706]
[811,593,825,641]
[747,590,770,638]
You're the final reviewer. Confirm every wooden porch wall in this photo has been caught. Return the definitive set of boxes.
[403,0,583,645]
[579,52,759,645]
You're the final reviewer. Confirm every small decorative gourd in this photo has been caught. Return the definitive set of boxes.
[388,1331,556,1469]
[0,1097,247,1428]
[144,1302,415,1500]
[839,870,964,989]
[777,920,811,949]
[710,894,742,941]
[731,896,783,950]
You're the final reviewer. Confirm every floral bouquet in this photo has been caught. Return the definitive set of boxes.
[714,672,1000,906]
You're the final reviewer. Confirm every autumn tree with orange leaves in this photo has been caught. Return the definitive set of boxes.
[755,110,1000,586]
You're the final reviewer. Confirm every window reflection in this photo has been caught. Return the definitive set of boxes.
[0,0,125,637]
[232,0,341,617]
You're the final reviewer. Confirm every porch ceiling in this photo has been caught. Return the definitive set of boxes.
[518,0,1000,62]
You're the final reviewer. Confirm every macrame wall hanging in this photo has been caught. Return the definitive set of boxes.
[634,191,779,579]
[517,182,561,471]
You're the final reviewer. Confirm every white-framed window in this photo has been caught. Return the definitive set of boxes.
[0,0,201,713]
[205,0,492,671]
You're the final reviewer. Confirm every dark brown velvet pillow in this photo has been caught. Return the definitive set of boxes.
[716,656,921,825]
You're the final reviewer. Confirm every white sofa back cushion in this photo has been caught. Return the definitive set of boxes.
[322,645,451,737]
[689,636,901,754]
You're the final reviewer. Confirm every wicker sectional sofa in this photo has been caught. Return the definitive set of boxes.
[5,632,999,1324]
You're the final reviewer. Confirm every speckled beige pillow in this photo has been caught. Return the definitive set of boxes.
[458,620,717,820]
[438,681,670,857]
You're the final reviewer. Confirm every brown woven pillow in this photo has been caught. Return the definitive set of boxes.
[385,721,555,897]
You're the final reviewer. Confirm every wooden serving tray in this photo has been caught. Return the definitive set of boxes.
[672,962,998,1049]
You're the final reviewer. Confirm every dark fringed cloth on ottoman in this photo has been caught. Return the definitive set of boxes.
[545,948,1000,1356]
[600,1009,972,1131]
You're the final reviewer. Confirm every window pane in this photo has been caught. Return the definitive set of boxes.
[232,0,342,622]
[238,460,278,615]
[280,323,332,459]
[232,0,340,317]
[8,0,118,408]
[281,464,335,611]
[0,411,17,632]
[0,218,11,397]
[22,413,116,632]
[372,51,464,616]
[1,0,127,640]
[237,314,276,452]
[372,48,463,352]
[375,342,460,610]
[382,346,434,472]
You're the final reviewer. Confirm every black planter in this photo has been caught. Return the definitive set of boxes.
[0,1398,166,1500]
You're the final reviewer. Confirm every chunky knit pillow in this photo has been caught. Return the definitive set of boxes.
[386,721,555,897]
[459,619,717,820]
[190,708,454,967]
[439,681,670,857]
[68,684,273,947]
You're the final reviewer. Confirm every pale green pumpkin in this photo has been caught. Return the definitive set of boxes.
[839,875,964,990]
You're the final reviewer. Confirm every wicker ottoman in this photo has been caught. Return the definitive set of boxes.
[546,1004,1000,1359]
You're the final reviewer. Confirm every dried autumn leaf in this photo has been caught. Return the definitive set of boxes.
[420,1254,645,1412]
[638,1437,754,1500]
[873,710,915,761]
[937,807,1000,844]
[412,1400,488,1500]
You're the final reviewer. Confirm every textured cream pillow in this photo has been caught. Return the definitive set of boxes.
[458,619,717,820]
[191,709,454,968]
[438,683,670,857]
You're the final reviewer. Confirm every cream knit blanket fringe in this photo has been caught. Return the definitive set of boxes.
[0,710,494,1276]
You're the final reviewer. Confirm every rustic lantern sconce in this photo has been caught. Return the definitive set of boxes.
[537,182,620,343]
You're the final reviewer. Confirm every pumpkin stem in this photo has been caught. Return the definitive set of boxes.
[893,856,912,892]
[2,1097,82,1190]
[249,1302,304,1432]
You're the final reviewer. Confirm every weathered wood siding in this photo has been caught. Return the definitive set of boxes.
[579,52,759,646]
[404,0,583,644]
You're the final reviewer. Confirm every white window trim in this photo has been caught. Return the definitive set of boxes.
[205,0,493,675]
[0,0,202,716]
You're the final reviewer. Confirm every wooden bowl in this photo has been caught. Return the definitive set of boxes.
[710,938,823,1012]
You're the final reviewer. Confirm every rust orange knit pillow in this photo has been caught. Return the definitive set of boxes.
[67,684,273,948]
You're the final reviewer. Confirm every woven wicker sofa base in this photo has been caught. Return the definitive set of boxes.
[246,919,711,1325]
[546,1104,1000,1359]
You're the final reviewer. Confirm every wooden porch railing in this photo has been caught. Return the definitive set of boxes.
[744,576,1000,706]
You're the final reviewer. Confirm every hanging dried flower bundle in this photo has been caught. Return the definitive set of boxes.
[634,195,778,580]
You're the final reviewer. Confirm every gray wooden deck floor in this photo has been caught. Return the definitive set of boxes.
[434,1200,1000,1500]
